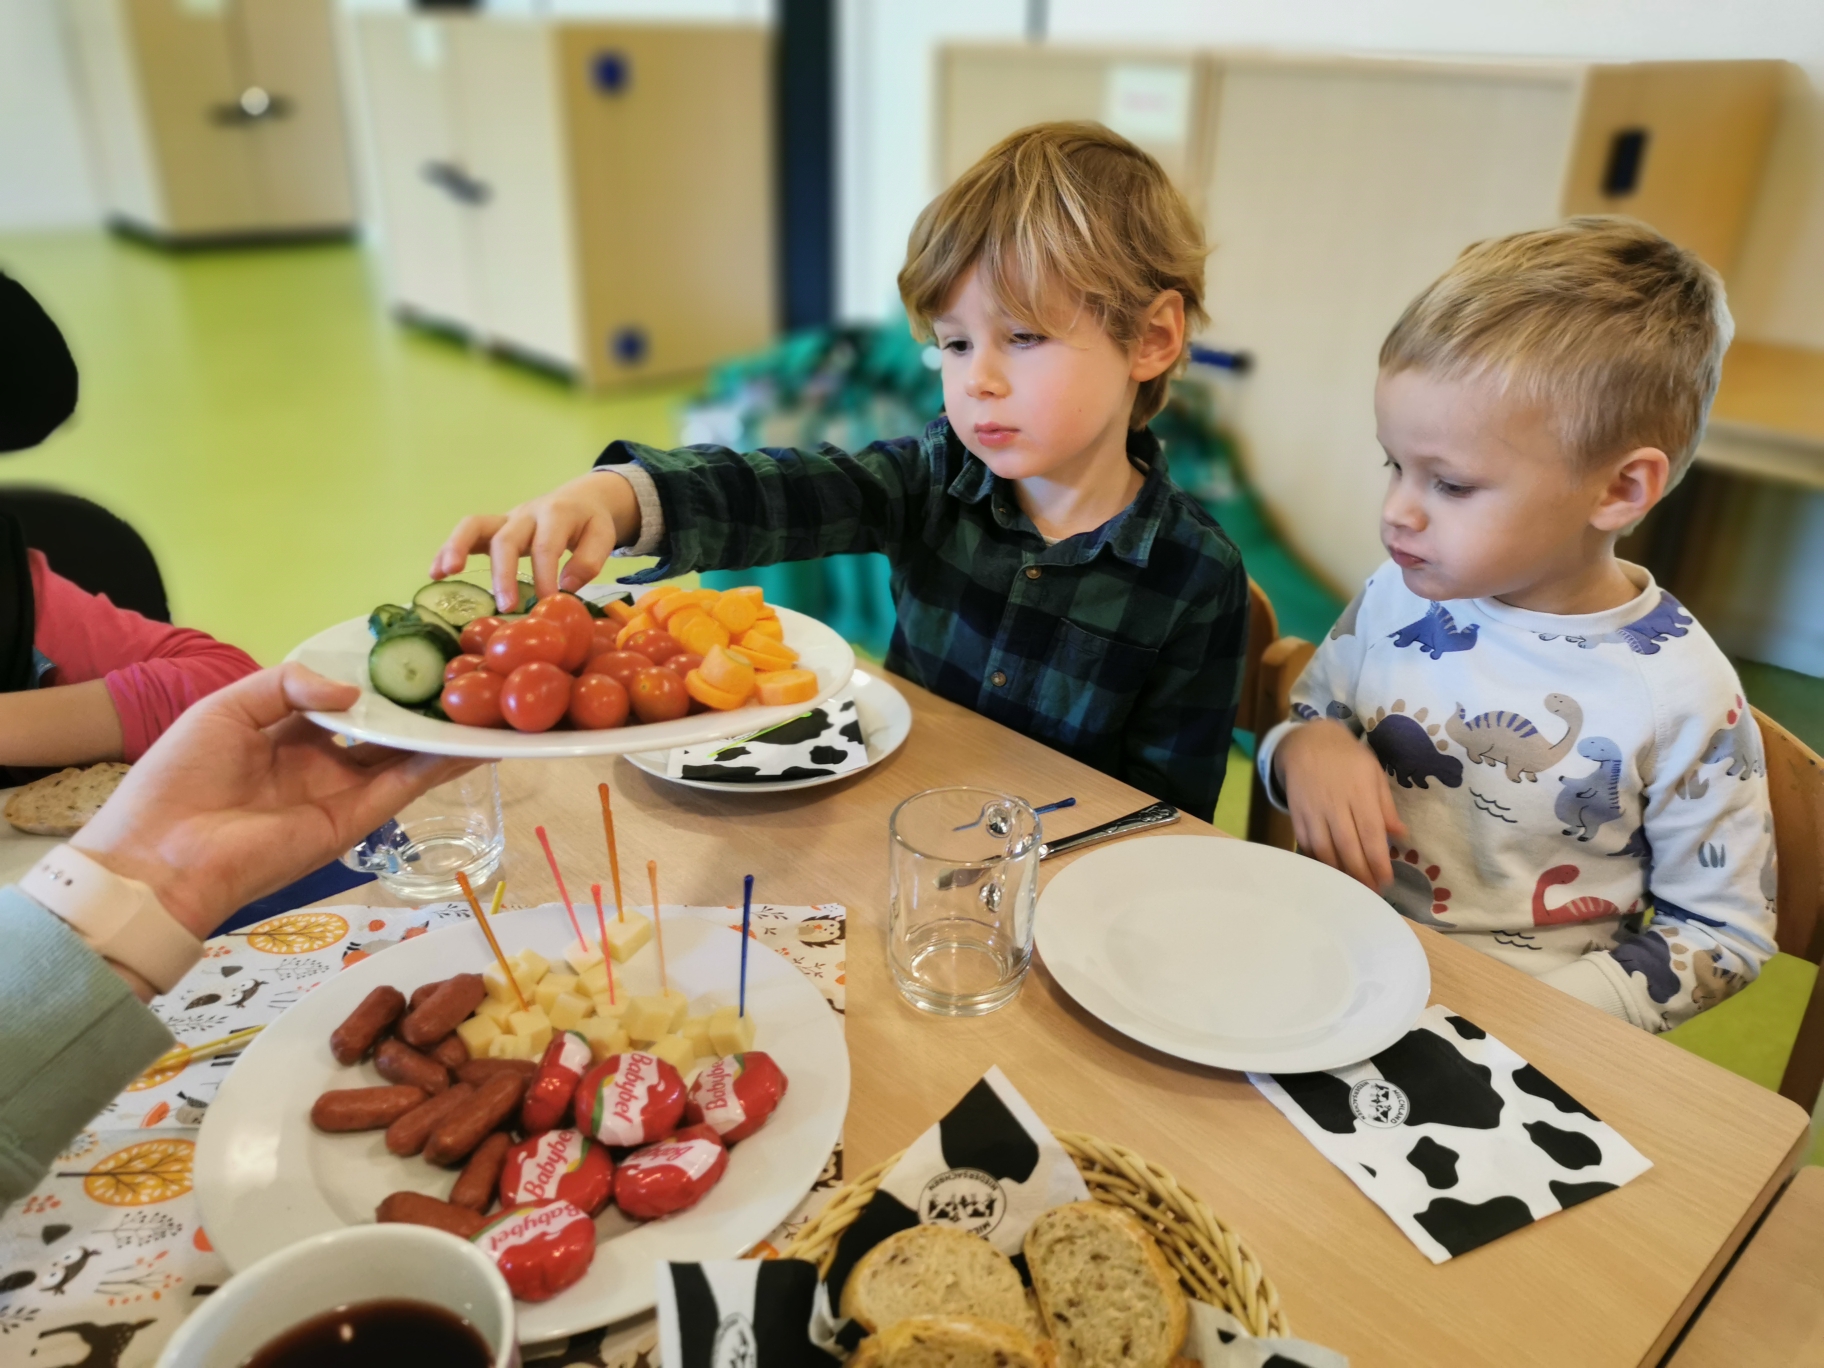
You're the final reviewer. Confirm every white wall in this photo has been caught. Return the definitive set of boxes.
[0,0,101,230]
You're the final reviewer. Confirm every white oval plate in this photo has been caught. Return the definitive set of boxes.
[623,668,912,794]
[283,605,855,758]
[1036,836,1429,1073]
[194,905,849,1342]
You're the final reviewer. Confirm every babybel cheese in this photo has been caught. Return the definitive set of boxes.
[472,1200,596,1302]
[498,1128,614,1216]
[578,1050,685,1147]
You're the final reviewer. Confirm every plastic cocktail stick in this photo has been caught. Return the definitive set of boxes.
[647,859,668,994]
[457,871,525,1012]
[599,783,626,922]
[739,873,753,1018]
[535,825,585,946]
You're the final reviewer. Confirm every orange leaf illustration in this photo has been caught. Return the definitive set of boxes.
[244,911,348,956]
[74,1139,195,1207]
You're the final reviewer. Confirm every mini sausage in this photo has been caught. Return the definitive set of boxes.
[329,986,406,1066]
[430,1034,470,1071]
[375,1038,451,1095]
[425,1071,527,1167]
[408,978,450,1014]
[311,1084,427,1133]
[450,1131,511,1212]
[384,1083,475,1157]
[400,973,486,1047]
[376,1191,487,1239]
[457,1058,538,1088]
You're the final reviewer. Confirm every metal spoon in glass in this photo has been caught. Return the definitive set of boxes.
[953,795,1076,833]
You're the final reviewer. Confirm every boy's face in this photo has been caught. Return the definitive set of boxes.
[1374,368,1636,606]
[929,266,1141,482]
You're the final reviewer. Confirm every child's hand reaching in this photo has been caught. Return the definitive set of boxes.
[1274,719,1408,891]
[430,470,639,611]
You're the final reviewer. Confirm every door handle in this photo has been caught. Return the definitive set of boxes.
[421,160,492,206]
[209,87,293,125]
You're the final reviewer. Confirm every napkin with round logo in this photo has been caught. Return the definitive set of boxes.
[1249,1005,1652,1264]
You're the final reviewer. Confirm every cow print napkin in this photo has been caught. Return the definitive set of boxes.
[1250,1005,1651,1264]
[657,1259,836,1368]
[666,690,868,783]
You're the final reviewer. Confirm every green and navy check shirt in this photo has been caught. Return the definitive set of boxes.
[597,418,1248,818]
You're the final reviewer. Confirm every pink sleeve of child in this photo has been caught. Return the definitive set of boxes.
[29,550,261,761]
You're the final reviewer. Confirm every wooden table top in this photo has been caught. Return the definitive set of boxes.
[332,668,1809,1366]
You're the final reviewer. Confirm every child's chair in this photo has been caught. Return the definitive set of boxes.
[1239,587,1312,851]
[1756,709,1824,1109]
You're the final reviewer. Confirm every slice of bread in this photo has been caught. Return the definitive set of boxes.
[850,1316,1051,1368]
[1023,1202,1188,1368]
[5,763,130,837]
[842,1224,1036,1335]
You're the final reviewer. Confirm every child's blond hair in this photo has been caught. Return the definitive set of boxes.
[898,121,1208,428]
[1381,216,1733,482]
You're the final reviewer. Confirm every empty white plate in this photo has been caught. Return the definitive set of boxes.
[1036,836,1429,1073]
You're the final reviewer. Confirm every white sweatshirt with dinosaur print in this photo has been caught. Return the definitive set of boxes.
[1258,560,1777,1033]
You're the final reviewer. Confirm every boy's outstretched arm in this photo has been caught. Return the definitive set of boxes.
[432,469,640,612]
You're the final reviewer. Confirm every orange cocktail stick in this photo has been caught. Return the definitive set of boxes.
[456,871,525,1012]
[592,884,617,1005]
[647,858,668,993]
[535,825,585,946]
[599,783,626,922]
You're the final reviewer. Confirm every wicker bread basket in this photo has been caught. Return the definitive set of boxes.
[779,1129,1289,1338]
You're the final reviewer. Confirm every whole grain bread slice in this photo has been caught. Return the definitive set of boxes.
[5,763,130,837]
[1023,1202,1188,1368]
[850,1316,1052,1368]
[841,1224,1037,1335]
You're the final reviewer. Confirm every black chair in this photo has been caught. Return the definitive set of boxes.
[0,486,169,623]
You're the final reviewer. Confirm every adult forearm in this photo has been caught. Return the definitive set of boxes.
[0,680,125,767]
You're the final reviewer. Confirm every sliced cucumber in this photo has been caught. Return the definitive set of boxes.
[369,627,457,707]
[368,603,409,638]
[516,578,537,613]
[400,605,461,649]
[413,580,496,627]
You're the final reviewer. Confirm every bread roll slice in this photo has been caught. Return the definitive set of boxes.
[841,1224,1035,1335]
[1023,1202,1188,1368]
[4,763,130,836]
[850,1316,1051,1368]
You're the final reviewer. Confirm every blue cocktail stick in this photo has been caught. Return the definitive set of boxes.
[739,874,754,1018]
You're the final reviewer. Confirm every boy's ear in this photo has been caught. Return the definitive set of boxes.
[1590,447,1670,533]
[1130,290,1187,383]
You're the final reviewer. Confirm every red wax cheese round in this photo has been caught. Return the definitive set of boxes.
[683,1052,788,1143]
[498,1128,614,1217]
[471,1200,596,1303]
[614,1123,729,1220]
[522,1031,594,1134]
[578,1051,685,1148]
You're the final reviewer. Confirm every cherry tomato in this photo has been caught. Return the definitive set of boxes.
[445,653,485,682]
[500,662,573,732]
[581,650,654,690]
[530,594,594,673]
[629,666,690,723]
[624,630,685,663]
[568,673,630,730]
[590,619,623,657]
[667,651,704,679]
[485,618,568,676]
[441,670,507,728]
[460,616,507,655]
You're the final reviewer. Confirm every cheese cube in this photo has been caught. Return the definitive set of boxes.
[475,995,515,1028]
[548,991,594,1033]
[535,973,579,1013]
[578,961,614,999]
[456,1014,501,1056]
[622,991,687,1045]
[648,1033,696,1074]
[483,962,534,1005]
[563,937,605,975]
[579,1017,632,1064]
[487,1031,532,1060]
[508,1006,553,1056]
[681,1015,714,1059]
[590,993,626,1022]
[601,914,654,964]
[511,948,550,984]
[708,1004,757,1055]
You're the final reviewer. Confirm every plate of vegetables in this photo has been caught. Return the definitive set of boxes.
[285,581,855,758]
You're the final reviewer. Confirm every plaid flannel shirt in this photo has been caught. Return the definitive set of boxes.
[597,417,1247,818]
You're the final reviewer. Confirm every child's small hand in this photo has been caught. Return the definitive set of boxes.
[429,471,639,611]
[1274,719,1408,892]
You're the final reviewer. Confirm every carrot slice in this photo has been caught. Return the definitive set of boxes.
[685,669,750,711]
[728,643,793,674]
[605,600,637,625]
[755,669,817,706]
[633,585,681,613]
[615,611,655,649]
[700,645,756,696]
[711,592,759,636]
[652,589,717,625]
[675,613,731,657]
[741,620,784,644]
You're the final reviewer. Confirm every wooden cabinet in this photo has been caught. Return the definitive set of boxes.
[351,13,775,388]
[64,0,354,241]
[938,47,1784,591]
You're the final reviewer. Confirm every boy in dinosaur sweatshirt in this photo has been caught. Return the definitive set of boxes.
[1259,217,1776,1033]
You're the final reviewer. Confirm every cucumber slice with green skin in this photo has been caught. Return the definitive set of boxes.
[399,605,461,649]
[369,628,457,707]
[368,604,409,638]
[516,579,537,613]
[413,580,496,627]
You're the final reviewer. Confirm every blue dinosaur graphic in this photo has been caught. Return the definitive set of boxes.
[1293,702,1318,721]
[1555,737,1625,842]
[1538,591,1693,654]
[1609,930,1680,1003]
[1389,602,1479,660]
[1609,825,1651,862]
[1701,697,1764,779]
[1366,711,1464,789]
[1651,895,1728,929]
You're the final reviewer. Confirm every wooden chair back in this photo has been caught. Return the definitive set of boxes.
[1757,707,1824,1107]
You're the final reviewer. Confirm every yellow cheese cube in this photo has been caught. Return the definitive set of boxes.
[681,1015,714,1059]
[548,991,594,1033]
[648,1033,696,1075]
[563,937,605,975]
[578,961,614,998]
[621,992,687,1045]
[476,996,515,1028]
[590,993,626,1022]
[534,973,579,1013]
[579,1017,632,1064]
[487,1031,532,1060]
[456,1014,501,1056]
[508,1006,553,1056]
[601,914,654,963]
[707,1004,757,1055]
[511,948,550,984]
[483,962,534,1005]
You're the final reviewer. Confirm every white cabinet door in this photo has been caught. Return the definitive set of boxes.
[236,0,354,231]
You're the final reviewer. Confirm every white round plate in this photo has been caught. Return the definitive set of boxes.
[194,905,849,1342]
[623,668,912,794]
[1036,836,1429,1073]
[283,605,855,758]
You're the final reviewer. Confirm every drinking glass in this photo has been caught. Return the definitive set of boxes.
[343,764,504,901]
[888,787,1040,1015]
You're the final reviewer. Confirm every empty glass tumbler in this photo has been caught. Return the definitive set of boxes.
[343,764,505,901]
[888,787,1040,1015]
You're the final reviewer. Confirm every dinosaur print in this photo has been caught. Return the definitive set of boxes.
[1689,949,1742,1009]
[1532,865,1636,927]
[1760,813,1778,902]
[1445,693,1583,783]
[1554,737,1625,841]
[1609,825,1651,863]
[1536,591,1693,654]
[1389,602,1479,659]
[1609,928,1680,1003]
[1365,702,1463,789]
[1700,696,1764,779]
[1386,847,1457,927]
[1329,587,1366,640]
[1674,768,1709,801]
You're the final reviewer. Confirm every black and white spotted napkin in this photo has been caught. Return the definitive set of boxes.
[656,1259,836,1368]
[1250,1005,1651,1264]
[666,690,867,783]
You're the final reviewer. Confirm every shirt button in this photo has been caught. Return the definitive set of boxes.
[1024,566,1041,580]
[990,670,1007,688]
